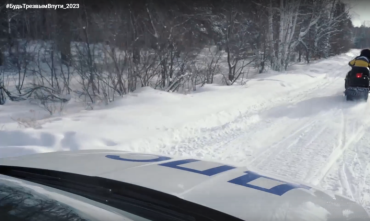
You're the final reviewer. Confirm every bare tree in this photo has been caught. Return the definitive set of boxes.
[214,0,258,84]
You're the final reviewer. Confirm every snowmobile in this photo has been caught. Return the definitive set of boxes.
[344,69,370,101]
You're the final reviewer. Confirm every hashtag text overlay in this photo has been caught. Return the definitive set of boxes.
[6,4,79,10]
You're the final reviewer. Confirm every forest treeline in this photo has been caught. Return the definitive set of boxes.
[0,0,363,109]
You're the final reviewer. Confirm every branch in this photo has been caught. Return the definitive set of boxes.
[146,3,159,38]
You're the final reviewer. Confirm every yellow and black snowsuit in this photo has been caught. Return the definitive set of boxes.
[348,56,370,68]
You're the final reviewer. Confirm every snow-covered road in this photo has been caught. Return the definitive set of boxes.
[158,54,370,210]
[150,51,370,212]
[230,67,370,211]
[1,49,370,213]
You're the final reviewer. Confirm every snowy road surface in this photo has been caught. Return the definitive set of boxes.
[1,49,370,214]
[160,52,370,212]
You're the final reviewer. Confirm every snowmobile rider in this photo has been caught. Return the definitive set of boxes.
[345,49,370,89]
[348,49,370,68]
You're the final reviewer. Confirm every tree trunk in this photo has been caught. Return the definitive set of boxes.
[57,10,71,66]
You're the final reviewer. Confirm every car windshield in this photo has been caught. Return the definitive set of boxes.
[0,175,149,221]
[1,182,90,221]
[0,167,242,221]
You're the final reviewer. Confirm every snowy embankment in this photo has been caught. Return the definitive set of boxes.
[3,49,370,213]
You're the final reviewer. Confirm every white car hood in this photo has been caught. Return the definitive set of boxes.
[0,149,369,221]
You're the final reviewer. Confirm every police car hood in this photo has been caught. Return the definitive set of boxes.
[0,149,369,221]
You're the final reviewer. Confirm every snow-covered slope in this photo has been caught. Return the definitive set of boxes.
[1,49,370,213]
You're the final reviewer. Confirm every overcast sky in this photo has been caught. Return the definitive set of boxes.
[342,0,370,26]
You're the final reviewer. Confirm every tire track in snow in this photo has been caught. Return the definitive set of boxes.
[248,71,344,161]
[248,108,343,181]
[247,119,317,166]
[161,72,335,159]
[312,104,369,186]
[303,105,348,198]
[307,106,347,185]
[341,160,355,201]
[317,102,370,213]
[320,129,370,212]
[250,109,335,169]
[244,71,346,176]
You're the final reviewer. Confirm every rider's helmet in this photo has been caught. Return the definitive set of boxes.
[360,49,370,60]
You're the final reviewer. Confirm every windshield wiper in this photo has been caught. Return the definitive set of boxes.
[0,166,243,221]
